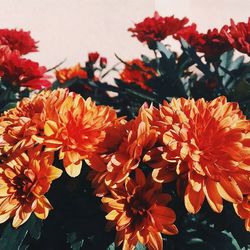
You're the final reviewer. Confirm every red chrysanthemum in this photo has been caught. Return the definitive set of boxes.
[0,29,38,55]
[0,52,51,89]
[128,11,189,43]
[0,146,62,227]
[102,169,178,250]
[175,25,233,60]
[120,59,157,91]
[224,18,250,56]
[144,97,250,214]
[55,64,88,84]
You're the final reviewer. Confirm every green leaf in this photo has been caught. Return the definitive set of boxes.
[106,242,146,250]
[220,50,234,72]
[66,232,84,250]
[180,39,213,78]
[135,242,147,250]
[106,242,115,250]
[0,102,17,112]
[156,42,173,60]
[0,214,42,250]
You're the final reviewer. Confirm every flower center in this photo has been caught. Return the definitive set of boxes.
[13,173,34,203]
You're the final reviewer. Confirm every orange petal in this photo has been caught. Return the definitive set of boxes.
[44,120,58,137]
[147,230,163,250]
[189,171,203,192]
[203,178,223,213]
[64,159,82,177]
[217,177,243,203]
[162,224,178,235]
[135,169,146,186]
[105,210,119,221]
[151,205,176,225]
[184,184,205,214]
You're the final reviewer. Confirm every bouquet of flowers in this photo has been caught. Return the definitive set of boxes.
[0,12,250,250]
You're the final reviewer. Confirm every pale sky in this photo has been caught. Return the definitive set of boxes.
[0,0,249,72]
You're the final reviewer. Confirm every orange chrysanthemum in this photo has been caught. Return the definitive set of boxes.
[120,59,157,91]
[87,105,158,194]
[55,64,87,84]
[0,89,68,158]
[43,93,119,177]
[0,90,50,157]
[0,147,62,228]
[102,169,178,250]
[145,96,250,214]
[234,195,250,231]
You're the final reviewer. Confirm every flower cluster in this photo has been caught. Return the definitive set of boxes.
[0,29,50,89]
[175,18,250,59]
[0,13,250,250]
[129,12,250,60]
[0,88,120,226]
[85,96,250,249]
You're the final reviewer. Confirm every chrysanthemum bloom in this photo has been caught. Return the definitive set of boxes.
[0,28,38,55]
[43,93,119,177]
[0,90,51,157]
[0,147,62,227]
[86,118,127,196]
[120,59,157,91]
[234,195,250,231]
[146,96,250,214]
[175,25,232,61]
[0,45,12,68]
[55,64,88,84]
[0,52,51,89]
[0,89,68,158]
[87,105,158,191]
[128,11,188,44]
[224,18,250,56]
[102,169,178,250]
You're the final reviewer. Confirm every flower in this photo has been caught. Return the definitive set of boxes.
[102,169,178,250]
[0,89,69,158]
[55,64,88,84]
[87,105,158,193]
[224,18,250,56]
[0,52,51,89]
[175,25,232,60]
[88,52,99,64]
[174,23,201,46]
[128,11,188,43]
[234,195,250,231]
[120,59,157,91]
[0,90,51,158]
[43,93,119,177]
[0,146,62,227]
[100,57,107,68]
[0,29,38,55]
[145,96,250,214]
